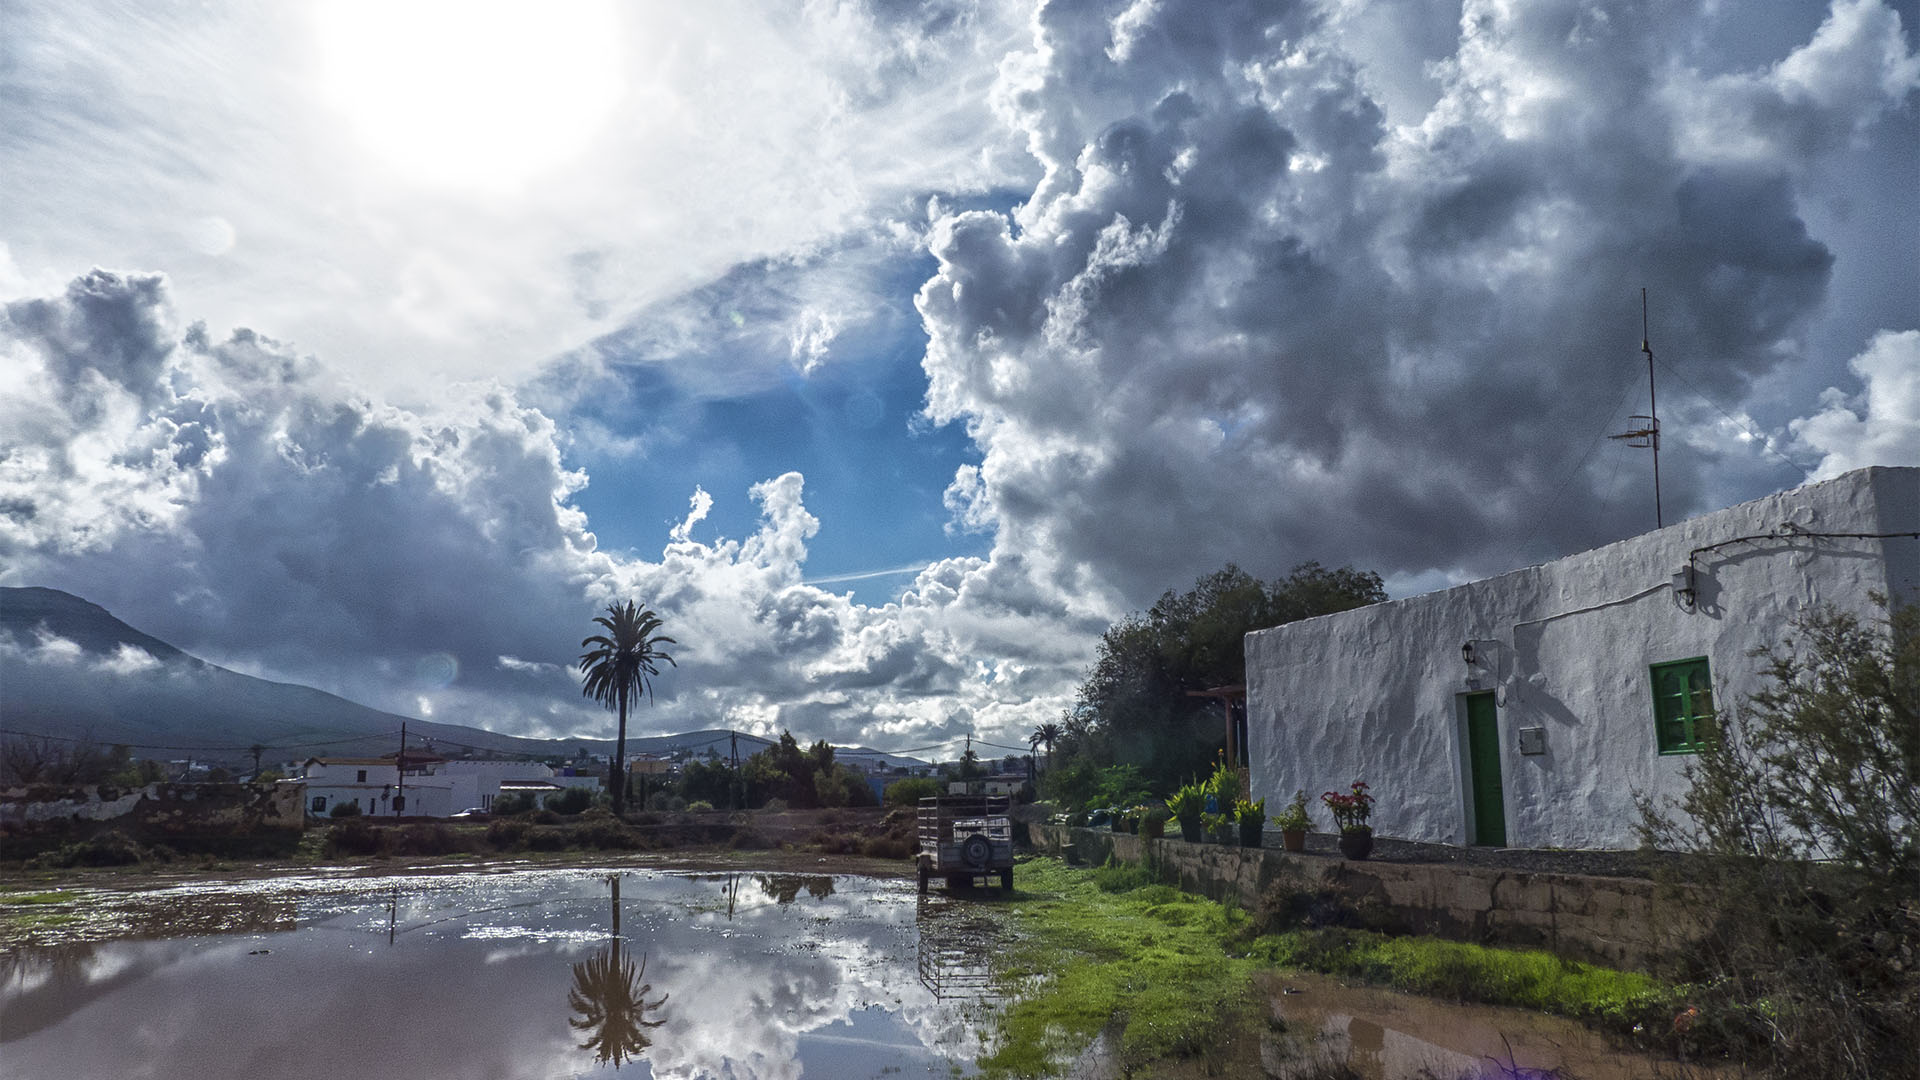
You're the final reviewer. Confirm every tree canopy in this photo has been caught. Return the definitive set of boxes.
[1056,562,1385,796]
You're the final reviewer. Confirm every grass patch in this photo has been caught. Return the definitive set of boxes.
[978,858,1264,1077]
[980,858,1685,1077]
[0,890,79,905]
[1247,928,1678,1032]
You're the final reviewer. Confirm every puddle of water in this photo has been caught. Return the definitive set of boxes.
[1260,970,1714,1080]
[1,868,1003,1080]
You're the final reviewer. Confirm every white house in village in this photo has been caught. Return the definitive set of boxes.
[1245,466,1917,851]
[300,754,592,817]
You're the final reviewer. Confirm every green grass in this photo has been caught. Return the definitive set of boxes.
[977,858,1683,1077]
[0,890,79,905]
[978,858,1264,1077]
[1247,928,1678,1030]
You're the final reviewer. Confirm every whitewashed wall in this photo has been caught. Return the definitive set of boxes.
[1245,466,1918,850]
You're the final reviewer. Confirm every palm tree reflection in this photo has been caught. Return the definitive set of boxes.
[568,874,668,1069]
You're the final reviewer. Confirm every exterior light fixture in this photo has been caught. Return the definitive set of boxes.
[1461,642,1477,667]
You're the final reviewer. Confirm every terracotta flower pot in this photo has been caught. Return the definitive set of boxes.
[1142,817,1166,839]
[1281,828,1307,853]
[1338,828,1374,860]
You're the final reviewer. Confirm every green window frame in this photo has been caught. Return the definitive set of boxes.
[1650,657,1714,754]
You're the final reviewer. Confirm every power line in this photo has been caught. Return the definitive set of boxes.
[1651,355,1816,475]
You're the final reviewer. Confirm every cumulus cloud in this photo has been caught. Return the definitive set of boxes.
[0,270,1092,746]
[916,0,1917,601]
[1791,330,1920,479]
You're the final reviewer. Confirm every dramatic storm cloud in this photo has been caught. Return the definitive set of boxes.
[920,0,1917,600]
[2,1,1914,751]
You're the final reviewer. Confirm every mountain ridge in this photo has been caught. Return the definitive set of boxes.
[0,587,927,770]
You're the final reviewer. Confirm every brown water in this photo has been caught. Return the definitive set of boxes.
[1259,971,1714,1080]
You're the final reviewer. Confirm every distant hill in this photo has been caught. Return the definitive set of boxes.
[0,587,928,771]
[0,586,605,765]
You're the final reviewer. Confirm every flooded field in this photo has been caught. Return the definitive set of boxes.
[1,867,1001,1079]
[2,863,1720,1080]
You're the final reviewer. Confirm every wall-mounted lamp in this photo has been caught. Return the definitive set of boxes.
[1461,642,1477,667]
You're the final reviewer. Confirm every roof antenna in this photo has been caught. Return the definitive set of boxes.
[1609,288,1662,528]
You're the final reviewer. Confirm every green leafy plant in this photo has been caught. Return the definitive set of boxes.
[1274,790,1312,832]
[1233,797,1265,828]
[1320,781,1373,833]
[1166,782,1205,821]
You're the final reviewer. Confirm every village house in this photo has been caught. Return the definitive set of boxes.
[1244,465,1917,851]
[299,753,590,817]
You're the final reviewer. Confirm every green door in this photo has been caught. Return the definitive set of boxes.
[1465,692,1506,847]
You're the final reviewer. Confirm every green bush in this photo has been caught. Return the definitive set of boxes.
[393,824,461,856]
[883,777,942,806]
[328,800,362,819]
[485,819,531,850]
[326,819,383,856]
[1639,602,1919,1077]
[545,787,593,815]
[490,793,535,816]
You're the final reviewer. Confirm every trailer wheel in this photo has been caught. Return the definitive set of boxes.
[961,833,992,868]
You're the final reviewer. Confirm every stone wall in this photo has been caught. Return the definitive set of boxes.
[1034,825,1696,971]
[0,781,306,855]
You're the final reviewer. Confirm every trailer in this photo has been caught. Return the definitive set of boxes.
[916,794,1014,893]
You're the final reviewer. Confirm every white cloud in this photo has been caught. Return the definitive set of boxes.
[95,642,162,675]
[0,270,1091,747]
[1791,330,1920,479]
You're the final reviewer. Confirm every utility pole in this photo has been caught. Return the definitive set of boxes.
[395,722,407,817]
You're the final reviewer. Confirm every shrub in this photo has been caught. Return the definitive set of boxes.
[490,793,535,816]
[1639,602,1918,1078]
[328,800,362,819]
[26,830,154,868]
[526,826,569,851]
[393,824,460,856]
[326,819,384,856]
[883,777,942,806]
[685,799,713,812]
[545,787,593,815]
[485,819,531,850]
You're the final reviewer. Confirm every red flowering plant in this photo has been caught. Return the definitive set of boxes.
[1320,782,1374,835]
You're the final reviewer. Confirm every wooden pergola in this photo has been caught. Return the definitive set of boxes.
[1186,684,1247,767]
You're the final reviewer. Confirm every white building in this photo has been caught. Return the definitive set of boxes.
[1245,466,1917,851]
[301,753,453,818]
[301,755,577,817]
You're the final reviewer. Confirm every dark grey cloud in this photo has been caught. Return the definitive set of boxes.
[920,0,1916,604]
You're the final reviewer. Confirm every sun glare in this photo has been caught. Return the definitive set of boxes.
[314,0,624,191]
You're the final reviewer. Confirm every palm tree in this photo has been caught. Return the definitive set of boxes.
[580,601,676,816]
[1029,721,1062,774]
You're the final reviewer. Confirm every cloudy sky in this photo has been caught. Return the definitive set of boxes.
[3,0,1915,755]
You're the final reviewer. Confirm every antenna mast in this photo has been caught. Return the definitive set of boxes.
[1609,288,1663,528]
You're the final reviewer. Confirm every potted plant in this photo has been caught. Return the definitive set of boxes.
[1202,809,1235,845]
[1321,781,1375,860]
[1234,796,1266,848]
[1141,805,1170,840]
[1274,789,1312,852]
[1168,782,1205,842]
